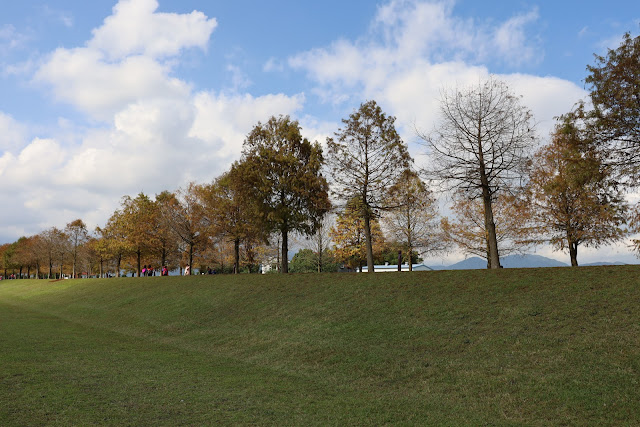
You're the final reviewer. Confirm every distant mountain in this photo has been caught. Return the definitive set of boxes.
[429,254,569,270]
[582,261,628,266]
[501,254,568,268]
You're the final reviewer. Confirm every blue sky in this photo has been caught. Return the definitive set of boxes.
[1,0,639,264]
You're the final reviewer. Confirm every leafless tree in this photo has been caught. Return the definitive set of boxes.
[293,214,336,273]
[382,170,447,270]
[418,77,536,268]
[158,183,205,275]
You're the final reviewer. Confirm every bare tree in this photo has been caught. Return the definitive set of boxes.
[440,191,532,266]
[293,214,336,273]
[158,183,205,275]
[418,77,536,269]
[65,219,88,278]
[382,170,446,270]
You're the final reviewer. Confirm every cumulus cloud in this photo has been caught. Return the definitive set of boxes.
[0,0,304,242]
[289,0,583,148]
[35,48,191,121]
[89,0,217,60]
[0,112,27,152]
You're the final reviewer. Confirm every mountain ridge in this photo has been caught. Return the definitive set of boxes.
[428,254,629,270]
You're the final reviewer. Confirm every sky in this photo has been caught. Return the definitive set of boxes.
[1,0,639,266]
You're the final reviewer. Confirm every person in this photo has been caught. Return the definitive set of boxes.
[161,266,168,276]
[147,265,153,276]
[141,265,147,277]
[184,265,190,276]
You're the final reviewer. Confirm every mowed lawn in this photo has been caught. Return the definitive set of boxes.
[1,266,639,425]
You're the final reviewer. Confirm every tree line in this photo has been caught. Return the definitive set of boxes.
[2,31,639,278]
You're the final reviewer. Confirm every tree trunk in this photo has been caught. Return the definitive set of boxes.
[188,242,194,275]
[137,249,142,277]
[161,245,167,269]
[481,187,501,269]
[568,237,579,267]
[234,238,240,274]
[398,250,402,272]
[363,213,375,273]
[281,229,289,273]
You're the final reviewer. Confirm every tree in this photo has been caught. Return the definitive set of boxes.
[118,193,158,277]
[306,215,335,273]
[38,227,68,279]
[97,211,131,277]
[327,100,411,273]
[289,248,339,273]
[0,243,10,278]
[159,184,205,275]
[330,198,386,272]
[419,77,536,269]
[65,219,88,278]
[585,32,640,183]
[197,167,264,274]
[440,191,531,267]
[13,236,43,278]
[524,117,627,266]
[153,191,181,271]
[239,115,330,273]
[383,170,444,270]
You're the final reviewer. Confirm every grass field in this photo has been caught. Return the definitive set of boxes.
[1,266,639,425]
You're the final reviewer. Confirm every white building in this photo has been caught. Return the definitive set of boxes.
[360,263,433,273]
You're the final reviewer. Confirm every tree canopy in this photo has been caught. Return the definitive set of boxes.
[525,117,627,266]
[239,115,330,273]
[419,77,536,268]
[327,100,411,272]
[585,32,640,184]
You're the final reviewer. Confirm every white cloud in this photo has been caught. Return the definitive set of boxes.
[288,0,582,149]
[190,90,305,161]
[0,24,29,53]
[34,0,216,121]
[41,5,74,28]
[226,64,252,91]
[0,0,305,243]
[0,112,27,152]
[263,57,284,73]
[492,8,541,66]
[89,0,217,60]
[289,0,543,95]
[35,48,191,121]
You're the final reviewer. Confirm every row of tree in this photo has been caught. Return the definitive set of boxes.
[1,31,639,277]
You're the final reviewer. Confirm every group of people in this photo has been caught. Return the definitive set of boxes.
[140,265,170,277]
[141,265,154,276]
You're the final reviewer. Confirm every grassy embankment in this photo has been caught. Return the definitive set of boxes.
[1,266,639,425]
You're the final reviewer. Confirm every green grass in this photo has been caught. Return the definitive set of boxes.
[1,266,639,425]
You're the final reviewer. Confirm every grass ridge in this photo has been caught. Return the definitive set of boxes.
[1,266,639,425]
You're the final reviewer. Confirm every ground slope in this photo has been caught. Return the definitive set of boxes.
[1,266,638,425]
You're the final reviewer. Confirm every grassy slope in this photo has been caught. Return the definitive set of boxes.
[1,266,639,425]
